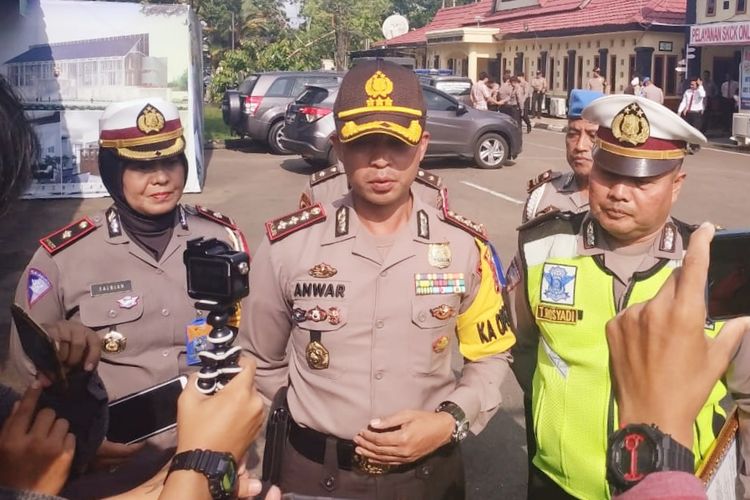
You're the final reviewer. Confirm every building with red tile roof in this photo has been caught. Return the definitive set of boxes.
[376,0,689,107]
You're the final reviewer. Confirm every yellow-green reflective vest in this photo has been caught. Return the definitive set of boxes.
[523,230,726,499]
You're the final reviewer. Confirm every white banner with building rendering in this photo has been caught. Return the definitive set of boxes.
[0,0,205,198]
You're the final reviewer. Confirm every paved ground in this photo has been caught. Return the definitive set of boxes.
[0,127,747,499]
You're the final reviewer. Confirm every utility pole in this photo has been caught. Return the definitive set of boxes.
[231,12,235,50]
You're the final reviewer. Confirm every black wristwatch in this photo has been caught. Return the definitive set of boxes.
[168,449,239,500]
[606,423,694,493]
[436,401,470,443]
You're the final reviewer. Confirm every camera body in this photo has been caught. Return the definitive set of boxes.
[184,237,249,305]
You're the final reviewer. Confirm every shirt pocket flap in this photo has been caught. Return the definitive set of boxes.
[412,296,460,329]
[79,293,144,328]
[291,300,347,332]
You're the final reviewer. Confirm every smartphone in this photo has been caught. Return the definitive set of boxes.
[107,376,187,445]
[707,229,750,320]
[10,304,66,386]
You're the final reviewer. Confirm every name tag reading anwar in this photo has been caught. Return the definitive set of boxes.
[414,273,465,295]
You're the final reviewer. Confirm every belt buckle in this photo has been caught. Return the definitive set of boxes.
[352,454,391,475]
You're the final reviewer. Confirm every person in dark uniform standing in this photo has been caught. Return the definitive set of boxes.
[522,89,602,222]
[248,60,515,499]
[7,98,251,498]
[507,95,726,499]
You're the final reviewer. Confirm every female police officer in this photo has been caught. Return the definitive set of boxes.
[7,98,250,498]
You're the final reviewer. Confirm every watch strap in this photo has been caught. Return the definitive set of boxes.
[436,401,469,442]
[659,432,695,473]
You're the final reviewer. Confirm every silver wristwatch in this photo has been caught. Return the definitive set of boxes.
[436,401,469,443]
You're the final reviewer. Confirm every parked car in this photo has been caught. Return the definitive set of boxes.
[222,71,343,154]
[417,74,473,107]
[282,84,522,169]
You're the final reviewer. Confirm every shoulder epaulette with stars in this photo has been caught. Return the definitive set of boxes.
[309,165,344,187]
[40,217,96,255]
[527,170,562,193]
[415,169,442,190]
[265,203,326,242]
[194,205,237,230]
[442,207,488,241]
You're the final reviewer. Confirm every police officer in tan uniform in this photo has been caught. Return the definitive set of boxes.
[522,89,603,223]
[248,60,515,499]
[507,95,725,499]
[298,162,445,209]
[7,98,250,498]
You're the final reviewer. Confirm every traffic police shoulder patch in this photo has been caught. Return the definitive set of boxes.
[415,169,442,190]
[266,203,326,242]
[442,207,487,241]
[40,217,96,255]
[194,205,237,230]
[309,165,344,186]
[526,169,562,193]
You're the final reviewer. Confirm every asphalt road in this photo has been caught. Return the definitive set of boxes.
[0,129,747,499]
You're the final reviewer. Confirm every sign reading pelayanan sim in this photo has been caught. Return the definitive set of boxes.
[690,21,750,46]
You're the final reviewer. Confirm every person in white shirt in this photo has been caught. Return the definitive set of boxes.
[470,72,495,111]
[720,73,739,132]
[677,77,706,152]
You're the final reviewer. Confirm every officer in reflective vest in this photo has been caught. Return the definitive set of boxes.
[506,95,726,499]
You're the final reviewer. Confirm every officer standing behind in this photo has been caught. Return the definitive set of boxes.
[7,98,250,498]
[298,161,445,210]
[522,89,602,223]
[247,60,515,499]
[507,95,726,499]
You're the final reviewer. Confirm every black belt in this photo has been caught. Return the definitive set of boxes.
[288,418,440,475]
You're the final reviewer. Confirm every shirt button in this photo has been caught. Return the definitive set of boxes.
[108,310,117,318]
[418,312,426,322]
[375,320,384,329]
[156,269,164,275]
[162,350,169,357]
[380,270,388,277]
[375,372,384,380]
[161,308,169,316]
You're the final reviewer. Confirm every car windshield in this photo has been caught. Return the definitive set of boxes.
[435,80,471,96]
[296,87,331,105]
[238,75,259,94]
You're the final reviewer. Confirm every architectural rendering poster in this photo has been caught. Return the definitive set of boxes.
[0,0,205,198]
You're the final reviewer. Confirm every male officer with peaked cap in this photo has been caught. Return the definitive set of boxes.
[8,98,250,497]
[522,89,603,223]
[507,95,727,499]
[299,162,446,210]
[247,60,515,499]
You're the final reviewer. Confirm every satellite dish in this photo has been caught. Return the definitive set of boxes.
[382,14,409,40]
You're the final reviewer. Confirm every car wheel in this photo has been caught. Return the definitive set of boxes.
[474,133,508,169]
[267,120,291,155]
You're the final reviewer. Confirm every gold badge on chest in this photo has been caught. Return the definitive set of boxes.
[102,330,127,354]
[306,340,329,370]
[428,243,452,269]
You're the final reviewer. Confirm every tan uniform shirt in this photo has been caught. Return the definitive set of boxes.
[508,215,685,393]
[522,171,588,223]
[8,205,250,496]
[498,81,513,102]
[642,84,664,104]
[299,163,445,210]
[586,76,607,93]
[531,77,548,93]
[248,193,514,439]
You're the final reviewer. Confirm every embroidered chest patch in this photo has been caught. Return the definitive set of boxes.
[414,273,466,295]
[540,263,577,306]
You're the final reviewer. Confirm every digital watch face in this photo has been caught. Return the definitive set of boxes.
[617,432,659,482]
[707,231,750,320]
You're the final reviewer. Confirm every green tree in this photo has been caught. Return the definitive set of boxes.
[300,0,392,69]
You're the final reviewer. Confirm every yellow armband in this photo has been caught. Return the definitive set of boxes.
[456,239,516,361]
